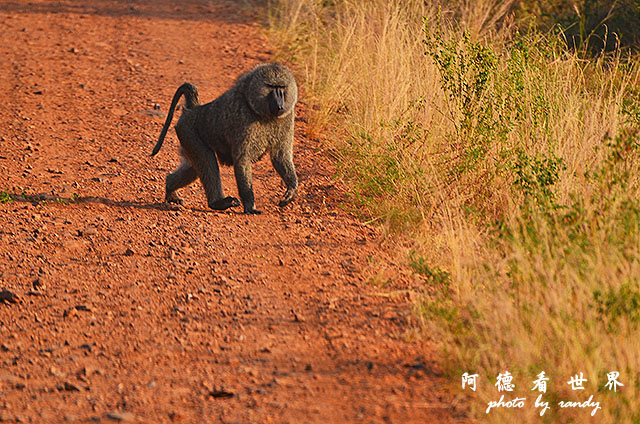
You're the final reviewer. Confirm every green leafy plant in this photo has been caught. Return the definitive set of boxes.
[0,190,14,203]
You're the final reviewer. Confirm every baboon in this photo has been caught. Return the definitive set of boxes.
[151,62,298,214]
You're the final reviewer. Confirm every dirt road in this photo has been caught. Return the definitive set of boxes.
[0,1,459,422]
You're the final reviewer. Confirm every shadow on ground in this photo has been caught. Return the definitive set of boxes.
[0,0,262,24]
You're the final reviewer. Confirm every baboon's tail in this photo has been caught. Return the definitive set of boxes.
[150,82,200,157]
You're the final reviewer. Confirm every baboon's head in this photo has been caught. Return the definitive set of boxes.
[244,63,298,119]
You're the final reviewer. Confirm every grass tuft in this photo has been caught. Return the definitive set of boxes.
[266,0,640,421]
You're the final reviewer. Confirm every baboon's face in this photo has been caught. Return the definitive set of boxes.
[266,84,287,117]
[246,63,298,119]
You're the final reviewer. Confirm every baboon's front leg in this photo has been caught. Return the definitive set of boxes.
[271,149,298,207]
[234,158,261,214]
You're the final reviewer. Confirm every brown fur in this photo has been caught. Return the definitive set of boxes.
[151,63,298,214]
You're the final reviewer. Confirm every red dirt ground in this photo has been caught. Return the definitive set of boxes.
[0,1,464,422]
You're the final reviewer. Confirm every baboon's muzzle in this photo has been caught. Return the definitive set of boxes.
[269,87,287,117]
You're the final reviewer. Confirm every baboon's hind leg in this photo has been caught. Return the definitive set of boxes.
[165,162,197,205]
[177,126,240,211]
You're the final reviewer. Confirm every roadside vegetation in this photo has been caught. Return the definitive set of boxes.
[264,0,640,421]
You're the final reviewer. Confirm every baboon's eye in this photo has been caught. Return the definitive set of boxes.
[265,83,286,90]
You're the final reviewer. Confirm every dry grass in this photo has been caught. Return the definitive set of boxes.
[266,0,640,421]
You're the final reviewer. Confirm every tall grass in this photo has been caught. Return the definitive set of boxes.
[266,0,640,421]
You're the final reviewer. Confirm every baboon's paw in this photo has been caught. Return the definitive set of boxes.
[165,194,184,205]
[278,197,294,207]
[209,196,240,210]
[278,188,297,207]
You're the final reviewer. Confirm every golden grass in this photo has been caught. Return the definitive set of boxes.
[266,0,640,421]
